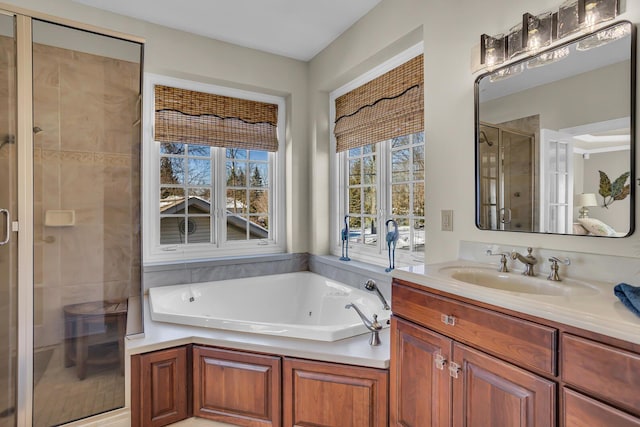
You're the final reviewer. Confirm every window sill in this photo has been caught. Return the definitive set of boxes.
[143,251,291,271]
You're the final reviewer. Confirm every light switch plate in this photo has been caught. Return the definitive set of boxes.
[441,210,453,231]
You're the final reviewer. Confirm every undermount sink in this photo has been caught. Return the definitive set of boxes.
[439,266,600,297]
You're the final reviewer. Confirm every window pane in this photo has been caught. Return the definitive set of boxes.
[394,218,410,251]
[413,219,425,252]
[160,142,185,155]
[226,161,246,187]
[249,216,269,239]
[227,148,247,160]
[188,188,211,214]
[392,149,410,182]
[249,190,268,214]
[249,163,269,187]
[160,157,184,184]
[188,144,210,157]
[363,144,375,154]
[413,182,425,216]
[188,158,211,185]
[227,214,247,240]
[160,188,184,212]
[348,216,361,243]
[226,189,246,214]
[362,155,376,185]
[250,150,268,161]
[413,145,425,180]
[348,147,361,157]
[185,217,210,244]
[364,186,376,215]
[349,159,361,185]
[160,217,184,244]
[392,135,410,147]
[364,217,377,246]
[349,188,361,214]
[392,184,410,215]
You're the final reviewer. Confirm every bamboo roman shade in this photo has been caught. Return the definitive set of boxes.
[334,54,423,152]
[154,85,279,151]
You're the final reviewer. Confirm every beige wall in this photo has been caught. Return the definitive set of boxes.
[4,0,640,266]
[0,0,311,255]
[309,0,640,262]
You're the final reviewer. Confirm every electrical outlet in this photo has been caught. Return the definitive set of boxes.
[441,210,453,231]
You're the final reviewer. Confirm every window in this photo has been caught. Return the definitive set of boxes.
[332,47,424,264]
[144,74,285,263]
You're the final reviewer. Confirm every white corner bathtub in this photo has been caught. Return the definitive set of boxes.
[148,271,391,342]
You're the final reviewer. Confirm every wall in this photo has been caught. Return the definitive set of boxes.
[0,0,311,257]
[309,0,640,263]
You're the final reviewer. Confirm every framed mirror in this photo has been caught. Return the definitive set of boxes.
[475,20,635,237]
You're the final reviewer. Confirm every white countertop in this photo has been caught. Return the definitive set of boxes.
[126,296,390,369]
[393,260,640,346]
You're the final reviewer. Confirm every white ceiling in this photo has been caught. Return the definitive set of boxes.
[72,0,382,61]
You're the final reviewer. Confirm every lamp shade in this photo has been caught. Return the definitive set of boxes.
[575,193,597,207]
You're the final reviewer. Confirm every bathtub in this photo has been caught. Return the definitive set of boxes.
[148,271,391,342]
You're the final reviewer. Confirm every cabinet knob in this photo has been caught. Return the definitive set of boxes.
[434,353,447,370]
[441,314,456,326]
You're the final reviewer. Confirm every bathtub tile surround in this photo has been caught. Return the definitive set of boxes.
[143,253,309,290]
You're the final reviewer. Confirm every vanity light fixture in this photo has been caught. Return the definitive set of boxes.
[575,193,598,218]
[479,0,619,67]
[480,33,506,68]
[525,11,557,51]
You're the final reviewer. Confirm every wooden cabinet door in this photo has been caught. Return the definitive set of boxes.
[563,388,640,427]
[283,357,388,427]
[193,346,281,427]
[131,346,190,427]
[390,317,452,427]
[451,343,555,427]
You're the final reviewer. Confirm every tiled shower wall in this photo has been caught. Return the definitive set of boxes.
[32,42,141,348]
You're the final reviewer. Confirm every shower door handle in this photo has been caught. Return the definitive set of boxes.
[0,209,9,245]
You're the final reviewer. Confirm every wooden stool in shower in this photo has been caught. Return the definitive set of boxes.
[63,300,128,380]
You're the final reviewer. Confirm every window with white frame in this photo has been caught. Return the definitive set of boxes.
[144,74,285,262]
[332,48,424,264]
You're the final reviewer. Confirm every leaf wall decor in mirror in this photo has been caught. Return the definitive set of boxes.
[475,20,635,237]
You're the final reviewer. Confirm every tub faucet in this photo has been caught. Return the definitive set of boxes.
[510,247,538,276]
[345,303,382,346]
[364,279,390,310]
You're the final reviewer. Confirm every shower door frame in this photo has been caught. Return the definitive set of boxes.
[4,5,145,425]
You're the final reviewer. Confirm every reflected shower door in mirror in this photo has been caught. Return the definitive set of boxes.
[475,21,635,237]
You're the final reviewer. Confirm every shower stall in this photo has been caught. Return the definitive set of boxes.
[478,122,535,232]
[0,11,142,427]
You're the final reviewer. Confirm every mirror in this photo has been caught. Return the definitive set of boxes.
[475,21,635,237]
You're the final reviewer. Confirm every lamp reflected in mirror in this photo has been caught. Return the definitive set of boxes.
[575,193,597,218]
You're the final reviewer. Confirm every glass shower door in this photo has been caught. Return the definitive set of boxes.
[0,12,17,427]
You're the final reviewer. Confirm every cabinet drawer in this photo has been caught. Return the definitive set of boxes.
[563,388,640,427]
[392,282,557,375]
[562,334,640,416]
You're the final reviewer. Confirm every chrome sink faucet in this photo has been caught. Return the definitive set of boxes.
[548,256,571,281]
[486,249,510,272]
[510,247,538,276]
[345,303,382,346]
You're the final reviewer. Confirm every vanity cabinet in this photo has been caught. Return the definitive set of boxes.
[193,346,281,426]
[390,313,554,427]
[392,278,640,427]
[131,346,191,427]
[283,357,389,427]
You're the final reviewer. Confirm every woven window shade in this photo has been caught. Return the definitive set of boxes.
[334,54,423,152]
[155,85,279,151]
